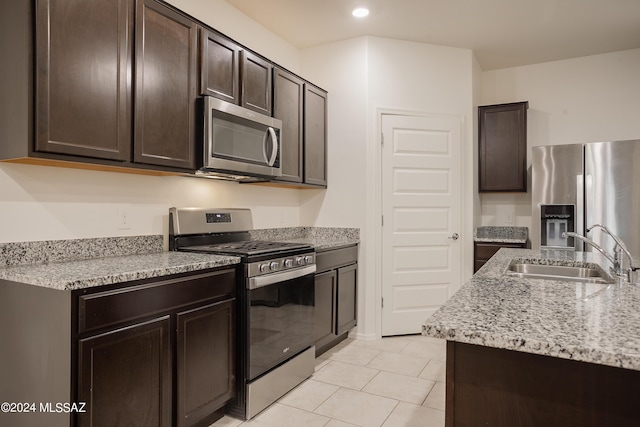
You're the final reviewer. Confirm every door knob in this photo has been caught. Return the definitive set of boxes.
[448,233,459,241]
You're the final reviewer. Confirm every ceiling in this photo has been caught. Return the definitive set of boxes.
[225,0,640,70]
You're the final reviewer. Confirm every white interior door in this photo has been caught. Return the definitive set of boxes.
[381,113,463,336]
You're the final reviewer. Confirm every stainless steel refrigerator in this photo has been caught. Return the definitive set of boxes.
[531,139,640,259]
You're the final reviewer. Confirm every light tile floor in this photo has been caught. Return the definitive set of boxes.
[210,335,446,427]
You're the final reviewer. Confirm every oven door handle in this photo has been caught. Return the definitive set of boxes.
[248,265,316,290]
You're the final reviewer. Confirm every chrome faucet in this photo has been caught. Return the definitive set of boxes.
[586,224,634,270]
[563,225,639,283]
[562,231,620,273]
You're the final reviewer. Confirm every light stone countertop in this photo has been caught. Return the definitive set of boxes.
[0,252,240,291]
[423,248,640,371]
[0,228,359,291]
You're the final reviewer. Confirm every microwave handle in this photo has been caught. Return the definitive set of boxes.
[263,127,278,167]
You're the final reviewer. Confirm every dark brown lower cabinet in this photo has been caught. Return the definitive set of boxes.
[314,245,358,356]
[474,241,526,272]
[177,300,235,427]
[314,269,337,347]
[336,264,357,335]
[77,317,172,427]
[74,268,236,427]
[446,341,640,427]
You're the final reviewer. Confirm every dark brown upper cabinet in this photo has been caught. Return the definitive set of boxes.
[34,0,133,161]
[273,68,304,183]
[273,68,328,187]
[1,0,327,179]
[134,0,198,170]
[304,84,328,187]
[200,30,272,116]
[200,29,241,104]
[241,50,272,116]
[478,101,528,192]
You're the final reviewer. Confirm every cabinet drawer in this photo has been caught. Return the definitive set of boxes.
[316,245,358,272]
[78,269,235,334]
[474,243,525,261]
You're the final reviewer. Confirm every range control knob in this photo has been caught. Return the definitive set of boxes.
[284,259,293,268]
[295,256,304,266]
[304,255,313,264]
[269,261,279,271]
[259,264,269,273]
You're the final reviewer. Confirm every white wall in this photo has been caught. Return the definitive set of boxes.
[479,48,640,230]
[299,36,476,339]
[0,164,302,243]
[299,37,371,335]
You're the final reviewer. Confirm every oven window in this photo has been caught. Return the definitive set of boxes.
[248,273,314,380]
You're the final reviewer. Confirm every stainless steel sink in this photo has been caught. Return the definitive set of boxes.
[504,261,613,284]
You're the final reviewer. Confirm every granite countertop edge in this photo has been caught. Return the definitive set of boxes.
[0,252,242,291]
[473,237,528,244]
[423,248,640,371]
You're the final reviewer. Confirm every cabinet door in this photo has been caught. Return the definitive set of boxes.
[314,270,337,347]
[77,316,172,427]
[478,102,528,192]
[336,264,357,335]
[241,50,273,116]
[35,0,132,161]
[176,299,235,427]
[273,68,304,183]
[200,28,241,104]
[304,84,328,187]
[134,0,197,169]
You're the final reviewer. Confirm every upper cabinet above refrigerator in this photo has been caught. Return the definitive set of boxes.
[478,101,529,192]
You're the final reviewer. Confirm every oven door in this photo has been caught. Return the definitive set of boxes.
[247,265,315,381]
[203,96,282,178]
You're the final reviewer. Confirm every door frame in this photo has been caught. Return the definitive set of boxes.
[372,107,472,339]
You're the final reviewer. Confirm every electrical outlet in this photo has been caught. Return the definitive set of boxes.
[497,205,515,225]
[505,209,514,224]
[117,207,131,230]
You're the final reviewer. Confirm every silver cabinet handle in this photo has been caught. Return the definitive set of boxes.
[448,233,459,241]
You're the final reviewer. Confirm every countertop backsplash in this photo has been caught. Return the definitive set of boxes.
[0,235,164,267]
[250,226,360,242]
[474,226,528,244]
[0,228,360,290]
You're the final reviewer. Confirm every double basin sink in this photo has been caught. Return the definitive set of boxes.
[504,260,613,284]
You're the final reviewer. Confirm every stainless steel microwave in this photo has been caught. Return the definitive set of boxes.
[201,96,282,180]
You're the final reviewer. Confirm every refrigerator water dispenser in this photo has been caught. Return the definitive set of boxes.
[540,205,575,249]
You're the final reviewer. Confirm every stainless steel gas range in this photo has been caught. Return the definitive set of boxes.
[169,207,316,420]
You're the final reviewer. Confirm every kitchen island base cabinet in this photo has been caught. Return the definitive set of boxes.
[314,245,358,356]
[446,341,640,427]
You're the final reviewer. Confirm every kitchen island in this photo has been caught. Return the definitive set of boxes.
[423,248,640,427]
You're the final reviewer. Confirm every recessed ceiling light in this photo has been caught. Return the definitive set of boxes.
[352,7,370,18]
